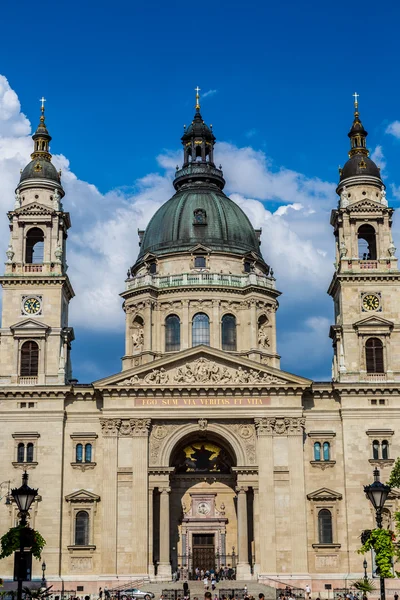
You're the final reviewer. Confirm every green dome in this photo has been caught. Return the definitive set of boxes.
[20,158,60,183]
[135,185,265,265]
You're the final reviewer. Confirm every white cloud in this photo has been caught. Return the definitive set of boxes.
[202,89,217,99]
[386,121,400,139]
[371,145,386,174]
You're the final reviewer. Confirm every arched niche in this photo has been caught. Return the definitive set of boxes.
[158,423,247,468]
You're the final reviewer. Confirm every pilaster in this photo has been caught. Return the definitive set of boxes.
[100,418,120,575]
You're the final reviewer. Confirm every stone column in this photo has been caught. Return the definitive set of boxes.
[212,300,220,348]
[100,418,121,575]
[143,300,152,352]
[250,300,258,350]
[148,487,155,579]
[182,300,189,350]
[236,486,251,579]
[158,487,172,580]
[255,418,276,574]
[288,419,308,574]
[253,486,260,575]
[130,419,151,575]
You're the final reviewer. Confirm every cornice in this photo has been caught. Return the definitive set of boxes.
[121,284,281,302]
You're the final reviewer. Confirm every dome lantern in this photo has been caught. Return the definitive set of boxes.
[337,93,383,191]
[18,97,63,193]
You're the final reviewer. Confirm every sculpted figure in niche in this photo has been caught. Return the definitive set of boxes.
[258,323,270,348]
[340,186,349,208]
[131,324,144,352]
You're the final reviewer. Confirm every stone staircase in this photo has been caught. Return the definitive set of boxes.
[127,581,276,600]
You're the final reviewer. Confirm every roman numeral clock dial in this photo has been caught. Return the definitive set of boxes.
[22,296,42,316]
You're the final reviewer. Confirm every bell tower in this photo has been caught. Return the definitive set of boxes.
[0,99,74,386]
[328,94,399,382]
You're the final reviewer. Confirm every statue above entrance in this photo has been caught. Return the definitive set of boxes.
[176,441,232,473]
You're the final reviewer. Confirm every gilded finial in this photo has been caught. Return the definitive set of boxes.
[195,86,201,111]
[352,91,359,114]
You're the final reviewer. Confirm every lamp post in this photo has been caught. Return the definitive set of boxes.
[364,468,391,600]
[363,558,368,583]
[11,471,38,600]
[41,560,46,587]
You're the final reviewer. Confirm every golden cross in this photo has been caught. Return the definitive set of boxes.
[353,92,359,108]
[40,96,46,112]
[195,86,201,110]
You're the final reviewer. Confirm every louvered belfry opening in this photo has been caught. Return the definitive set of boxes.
[20,341,39,376]
[365,337,384,373]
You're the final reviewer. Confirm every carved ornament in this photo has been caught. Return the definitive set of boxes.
[254,417,305,436]
[100,418,121,437]
[117,357,287,387]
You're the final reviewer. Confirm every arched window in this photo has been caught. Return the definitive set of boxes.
[26,443,34,463]
[165,315,180,352]
[149,262,157,274]
[25,227,44,264]
[221,314,237,351]
[76,443,83,463]
[17,443,25,463]
[192,313,210,347]
[194,256,206,268]
[323,442,330,461]
[20,341,39,377]
[244,261,251,273]
[382,440,389,460]
[366,338,384,373]
[75,511,89,546]
[314,442,321,461]
[85,444,92,463]
[358,224,377,260]
[373,440,380,460]
[318,509,333,544]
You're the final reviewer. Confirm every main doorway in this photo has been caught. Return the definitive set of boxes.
[192,533,215,571]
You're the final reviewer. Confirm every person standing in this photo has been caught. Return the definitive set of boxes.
[305,586,311,600]
[204,576,209,591]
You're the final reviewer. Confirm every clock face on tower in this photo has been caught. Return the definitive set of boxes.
[362,294,380,312]
[22,296,42,316]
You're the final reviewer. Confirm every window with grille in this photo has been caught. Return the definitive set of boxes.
[75,511,89,546]
[20,341,39,377]
[221,314,237,351]
[366,338,384,373]
[192,313,210,347]
[26,443,34,463]
[165,315,180,352]
[17,443,25,463]
[323,442,330,461]
[85,444,92,463]
[318,509,333,544]
[194,256,206,268]
[76,444,83,463]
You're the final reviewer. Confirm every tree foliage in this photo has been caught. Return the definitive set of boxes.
[0,526,46,560]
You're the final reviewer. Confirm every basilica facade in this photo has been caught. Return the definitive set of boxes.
[0,92,399,594]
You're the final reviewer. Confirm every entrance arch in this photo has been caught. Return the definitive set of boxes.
[152,428,253,581]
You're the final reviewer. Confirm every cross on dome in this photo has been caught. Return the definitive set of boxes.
[195,86,201,110]
[353,92,359,108]
[40,96,47,112]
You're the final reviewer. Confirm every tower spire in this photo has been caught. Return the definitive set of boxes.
[31,96,52,162]
[348,92,369,158]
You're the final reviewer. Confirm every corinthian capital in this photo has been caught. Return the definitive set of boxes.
[130,418,151,436]
[100,418,121,437]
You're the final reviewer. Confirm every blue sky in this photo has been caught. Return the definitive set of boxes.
[1,0,400,382]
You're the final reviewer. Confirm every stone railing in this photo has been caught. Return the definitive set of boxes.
[126,271,276,291]
[18,376,38,385]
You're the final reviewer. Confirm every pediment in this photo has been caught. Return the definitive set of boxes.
[307,487,342,501]
[353,315,394,331]
[10,318,50,331]
[95,346,311,389]
[65,489,100,503]
[347,199,387,213]
[189,244,212,254]
[15,201,55,216]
